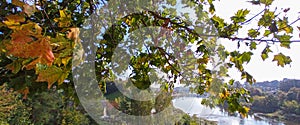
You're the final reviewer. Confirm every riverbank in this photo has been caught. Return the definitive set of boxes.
[254,111,300,125]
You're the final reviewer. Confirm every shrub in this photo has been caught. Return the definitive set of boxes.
[0,84,32,125]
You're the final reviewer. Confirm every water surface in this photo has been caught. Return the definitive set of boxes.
[172,97,285,125]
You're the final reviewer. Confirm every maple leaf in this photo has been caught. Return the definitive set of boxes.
[12,0,25,7]
[21,22,42,36]
[36,66,69,89]
[272,53,292,67]
[3,14,25,29]
[23,37,55,69]
[39,37,55,64]
[6,32,35,58]
[6,38,55,69]
[5,21,54,70]
[11,31,34,43]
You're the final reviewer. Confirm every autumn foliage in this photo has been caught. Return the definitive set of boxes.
[0,0,300,124]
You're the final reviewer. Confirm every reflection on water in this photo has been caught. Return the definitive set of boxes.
[172,97,285,125]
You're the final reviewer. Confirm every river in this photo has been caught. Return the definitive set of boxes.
[172,97,286,125]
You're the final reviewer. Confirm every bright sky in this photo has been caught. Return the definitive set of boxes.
[213,0,300,82]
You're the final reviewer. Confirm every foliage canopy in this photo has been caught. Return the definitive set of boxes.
[0,0,299,123]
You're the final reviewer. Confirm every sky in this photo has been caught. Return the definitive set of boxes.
[213,0,300,82]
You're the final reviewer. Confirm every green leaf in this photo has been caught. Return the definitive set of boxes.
[239,52,253,64]
[260,0,274,6]
[166,0,176,6]
[272,53,292,67]
[263,30,271,36]
[261,54,268,61]
[258,10,275,27]
[211,15,225,28]
[261,45,272,60]
[241,72,255,84]
[36,66,69,89]
[231,9,250,23]
[278,18,293,33]
[229,79,235,85]
[275,34,292,48]
[248,29,260,38]
[250,42,257,50]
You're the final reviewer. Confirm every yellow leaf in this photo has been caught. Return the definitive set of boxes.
[54,10,72,27]
[61,57,71,66]
[240,106,250,118]
[244,106,250,112]
[21,22,42,36]
[59,10,66,18]
[3,20,19,29]
[3,14,25,29]
[54,58,62,66]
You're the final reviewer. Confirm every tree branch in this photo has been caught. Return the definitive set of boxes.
[223,36,300,43]
[240,9,266,25]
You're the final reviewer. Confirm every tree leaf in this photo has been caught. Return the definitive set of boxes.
[275,34,292,48]
[36,66,69,89]
[231,9,250,23]
[239,52,253,64]
[260,0,274,6]
[278,18,293,33]
[263,30,271,36]
[3,14,25,29]
[209,4,215,14]
[248,29,260,38]
[272,53,292,67]
[12,0,25,7]
[261,45,272,60]
[250,42,257,50]
[54,10,72,27]
[241,72,255,84]
[258,10,275,27]
[6,35,54,68]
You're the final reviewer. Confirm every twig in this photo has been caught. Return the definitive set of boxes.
[156,47,182,75]
[224,36,300,43]
[240,9,266,25]
[42,9,56,34]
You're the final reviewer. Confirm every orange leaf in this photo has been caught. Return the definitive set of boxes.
[6,24,54,67]
[24,58,41,70]
[40,37,55,65]
[5,14,25,22]
[12,0,25,7]
[3,14,25,29]
[11,31,33,43]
